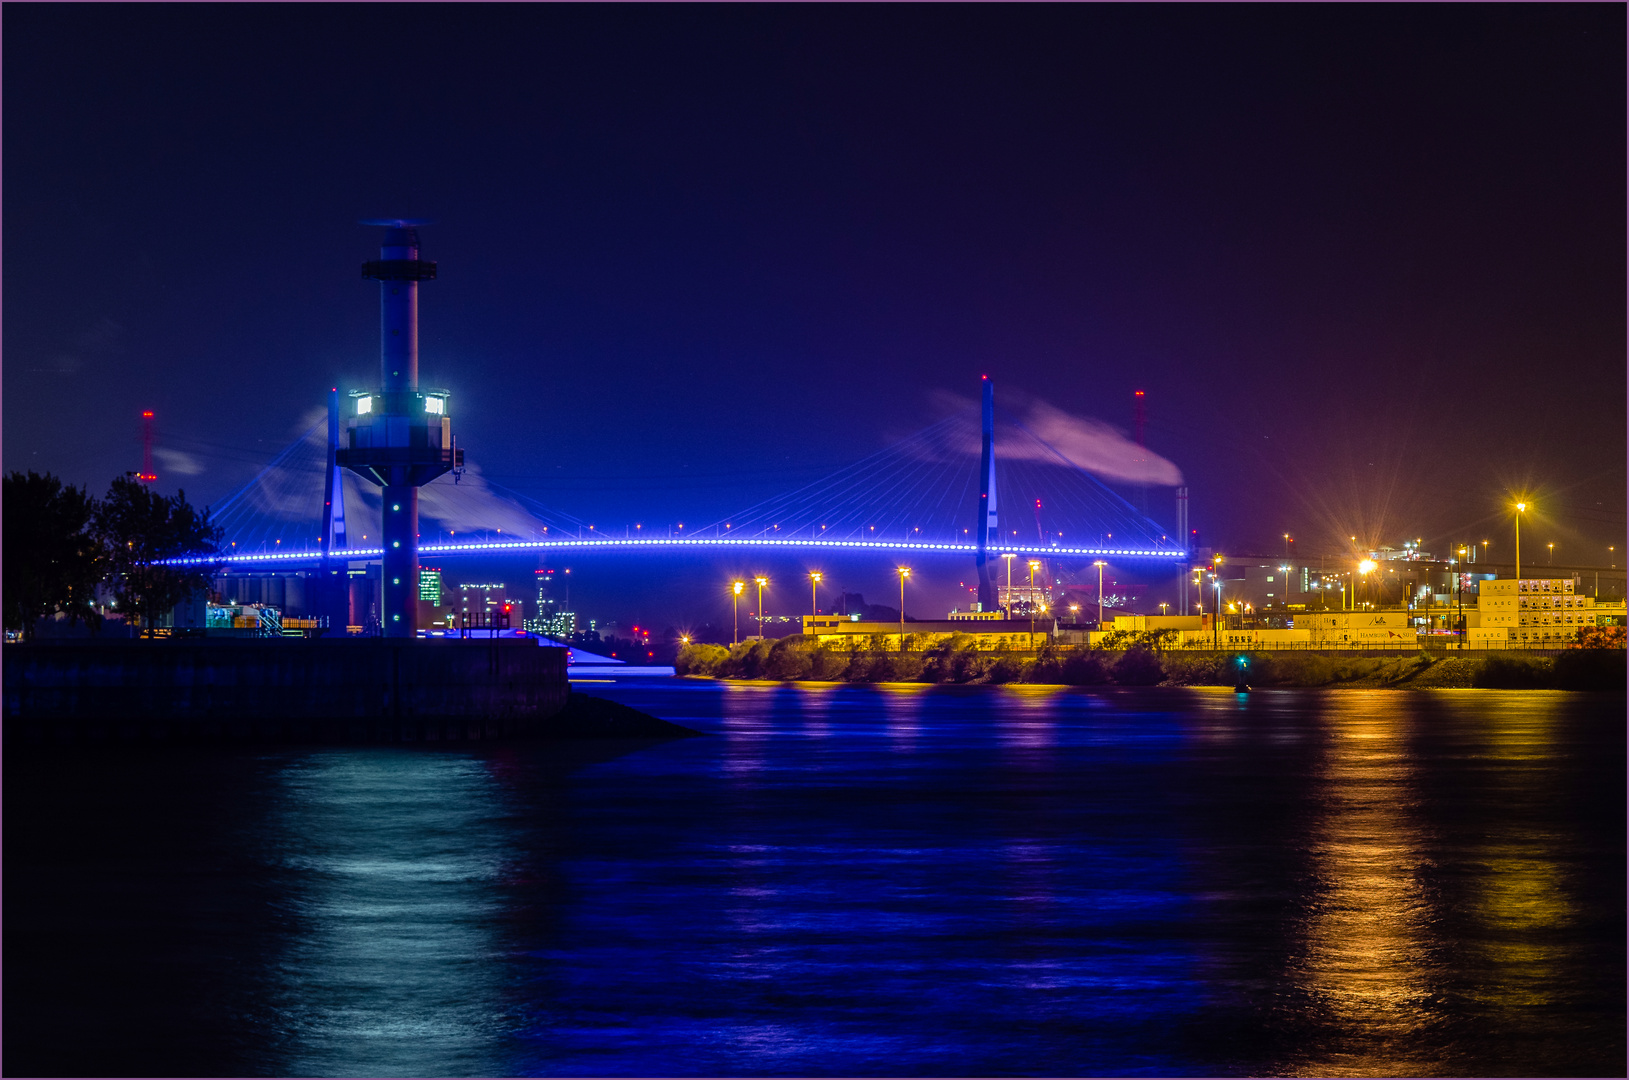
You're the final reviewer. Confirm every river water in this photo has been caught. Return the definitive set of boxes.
[6,681,1623,1077]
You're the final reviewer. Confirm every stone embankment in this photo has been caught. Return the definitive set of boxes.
[678,637,1626,691]
[5,639,698,744]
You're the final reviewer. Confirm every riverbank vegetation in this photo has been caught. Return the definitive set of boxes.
[676,634,1625,691]
[3,471,224,639]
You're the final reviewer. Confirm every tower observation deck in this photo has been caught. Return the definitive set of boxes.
[334,220,462,637]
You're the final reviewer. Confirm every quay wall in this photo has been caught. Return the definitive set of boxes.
[3,638,570,744]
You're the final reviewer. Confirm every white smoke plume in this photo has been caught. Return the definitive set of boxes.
[416,463,551,537]
[928,388,1184,486]
[218,410,555,543]
[153,448,206,476]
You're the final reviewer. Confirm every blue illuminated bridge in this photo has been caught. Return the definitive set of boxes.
[170,398,1187,570]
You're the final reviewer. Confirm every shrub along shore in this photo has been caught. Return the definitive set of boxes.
[676,636,1626,691]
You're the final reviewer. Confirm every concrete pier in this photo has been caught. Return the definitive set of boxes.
[4,639,570,745]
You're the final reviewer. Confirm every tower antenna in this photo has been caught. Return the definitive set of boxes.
[139,410,157,483]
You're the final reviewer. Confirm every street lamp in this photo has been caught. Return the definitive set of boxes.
[755,576,768,639]
[1028,560,1041,644]
[1357,559,1376,608]
[1457,547,1468,647]
[1547,542,1554,566]
[1093,560,1107,628]
[731,580,744,646]
[1001,552,1016,616]
[810,571,822,619]
[896,567,911,653]
[1513,502,1527,580]
[1212,575,1222,648]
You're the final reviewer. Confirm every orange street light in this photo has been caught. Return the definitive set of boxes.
[896,567,911,652]
[1094,559,1107,629]
[1027,560,1042,645]
[1514,501,1528,580]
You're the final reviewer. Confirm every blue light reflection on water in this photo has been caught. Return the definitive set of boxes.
[4,683,1623,1077]
[509,683,1206,1077]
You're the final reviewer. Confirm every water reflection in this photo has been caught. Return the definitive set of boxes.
[879,683,926,753]
[6,684,1620,1077]
[999,686,1061,749]
[1281,693,1442,1076]
[720,682,776,776]
[1448,698,1581,1038]
[266,751,514,1077]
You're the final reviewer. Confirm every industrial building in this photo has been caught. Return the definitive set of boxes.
[456,583,515,631]
[800,615,1047,652]
[1479,578,1624,647]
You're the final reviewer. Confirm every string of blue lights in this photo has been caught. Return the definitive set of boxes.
[189,402,1185,566]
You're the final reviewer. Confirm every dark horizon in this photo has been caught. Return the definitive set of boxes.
[6,5,1624,616]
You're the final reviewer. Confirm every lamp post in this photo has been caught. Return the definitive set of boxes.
[1513,502,1527,580]
[1457,547,1468,648]
[896,567,910,653]
[1358,559,1376,609]
[810,571,822,619]
[755,576,768,639]
[732,580,744,645]
[1093,560,1106,628]
[1547,542,1554,566]
[1001,552,1015,616]
[1028,560,1041,645]
[1213,576,1222,649]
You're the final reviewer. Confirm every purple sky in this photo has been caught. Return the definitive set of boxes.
[5,5,1623,622]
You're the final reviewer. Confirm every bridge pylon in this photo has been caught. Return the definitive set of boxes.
[974,375,1001,611]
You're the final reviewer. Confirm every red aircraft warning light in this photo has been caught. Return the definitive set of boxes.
[138,410,157,483]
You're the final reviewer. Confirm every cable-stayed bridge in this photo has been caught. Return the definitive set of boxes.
[180,393,1186,573]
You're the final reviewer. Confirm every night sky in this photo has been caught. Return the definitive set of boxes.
[5,5,1624,624]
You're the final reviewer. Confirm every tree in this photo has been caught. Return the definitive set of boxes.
[3,471,103,640]
[1572,624,1626,650]
[1098,628,1136,650]
[94,475,225,635]
[1142,627,1181,651]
